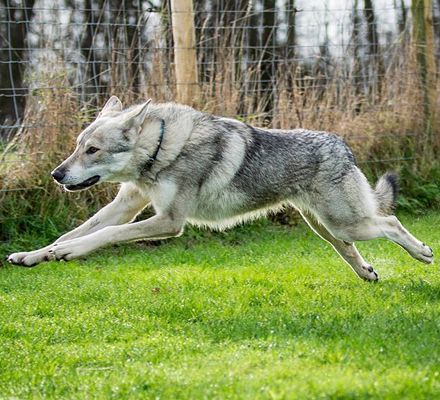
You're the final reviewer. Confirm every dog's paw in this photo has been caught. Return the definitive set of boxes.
[360,264,379,282]
[412,243,434,264]
[7,252,27,265]
[420,243,434,264]
[48,240,91,261]
[48,243,72,261]
[7,250,49,267]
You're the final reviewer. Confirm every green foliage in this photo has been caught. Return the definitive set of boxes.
[0,182,114,246]
[398,164,440,211]
[1,213,440,398]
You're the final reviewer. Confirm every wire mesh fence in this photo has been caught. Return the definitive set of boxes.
[0,0,439,193]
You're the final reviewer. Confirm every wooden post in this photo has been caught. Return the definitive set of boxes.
[411,0,436,149]
[170,0,198,105]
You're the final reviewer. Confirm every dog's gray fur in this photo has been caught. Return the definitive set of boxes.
[8,96,433,280]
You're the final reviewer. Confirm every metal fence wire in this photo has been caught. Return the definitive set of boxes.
[0,0,439,185]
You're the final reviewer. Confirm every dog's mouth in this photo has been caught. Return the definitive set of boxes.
[64,175,100,191]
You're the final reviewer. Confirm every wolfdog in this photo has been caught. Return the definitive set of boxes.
[8,96,433,280]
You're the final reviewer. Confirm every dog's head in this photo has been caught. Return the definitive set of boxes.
[51,96,151,191]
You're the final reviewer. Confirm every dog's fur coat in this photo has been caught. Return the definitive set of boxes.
[8,96,433,280]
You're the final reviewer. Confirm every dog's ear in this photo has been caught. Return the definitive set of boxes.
[123,99,152,127]
[99,96,123,118]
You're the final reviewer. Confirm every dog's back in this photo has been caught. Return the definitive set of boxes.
[156,112,360,228]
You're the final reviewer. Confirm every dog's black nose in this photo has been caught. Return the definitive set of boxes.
[51,169,65,183]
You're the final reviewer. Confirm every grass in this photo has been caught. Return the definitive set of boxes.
[1,212,440,399]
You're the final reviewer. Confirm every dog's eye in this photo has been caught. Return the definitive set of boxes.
[86,146,100,155]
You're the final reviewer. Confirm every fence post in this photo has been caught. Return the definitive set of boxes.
[411,0,436,150]
[170,0,198,105]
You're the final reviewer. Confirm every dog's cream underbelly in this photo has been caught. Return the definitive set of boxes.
[187,190,287,230]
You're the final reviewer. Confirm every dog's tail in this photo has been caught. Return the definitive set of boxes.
[374,172,399,215]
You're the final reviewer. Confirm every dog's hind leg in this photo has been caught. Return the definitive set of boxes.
[334,215,434,264]
[300,210,379,281]
[306,167,433,268]
[378,216,433,263]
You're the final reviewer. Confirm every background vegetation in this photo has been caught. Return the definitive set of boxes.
[1,0,439,245]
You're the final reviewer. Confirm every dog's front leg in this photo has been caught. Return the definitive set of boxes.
[7,183,149,267]
[48,214,184,262]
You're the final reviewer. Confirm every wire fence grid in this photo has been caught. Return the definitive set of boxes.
[0,0,439,192]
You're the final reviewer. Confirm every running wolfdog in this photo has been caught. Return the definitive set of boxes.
[8,96,434,280]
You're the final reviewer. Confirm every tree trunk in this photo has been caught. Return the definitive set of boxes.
[260,0,276,118]
[351,0,362,94]
[81,0,105,104]
[411,0,437,151]
[397,0,408,34]
[0,0,35,138]
[286,0,296,59]
[363,0,384,92]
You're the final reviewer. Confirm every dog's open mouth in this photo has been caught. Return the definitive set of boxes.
[64,175,100,191]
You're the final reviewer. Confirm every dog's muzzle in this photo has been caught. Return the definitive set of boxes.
[64,175,101,191]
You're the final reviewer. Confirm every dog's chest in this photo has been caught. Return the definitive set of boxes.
[146,180,178,214]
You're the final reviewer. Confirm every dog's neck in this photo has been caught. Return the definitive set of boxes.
[141,118,166,177]
[135,103,198,183]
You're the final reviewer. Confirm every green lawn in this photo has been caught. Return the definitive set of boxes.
[1,212,440,399]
